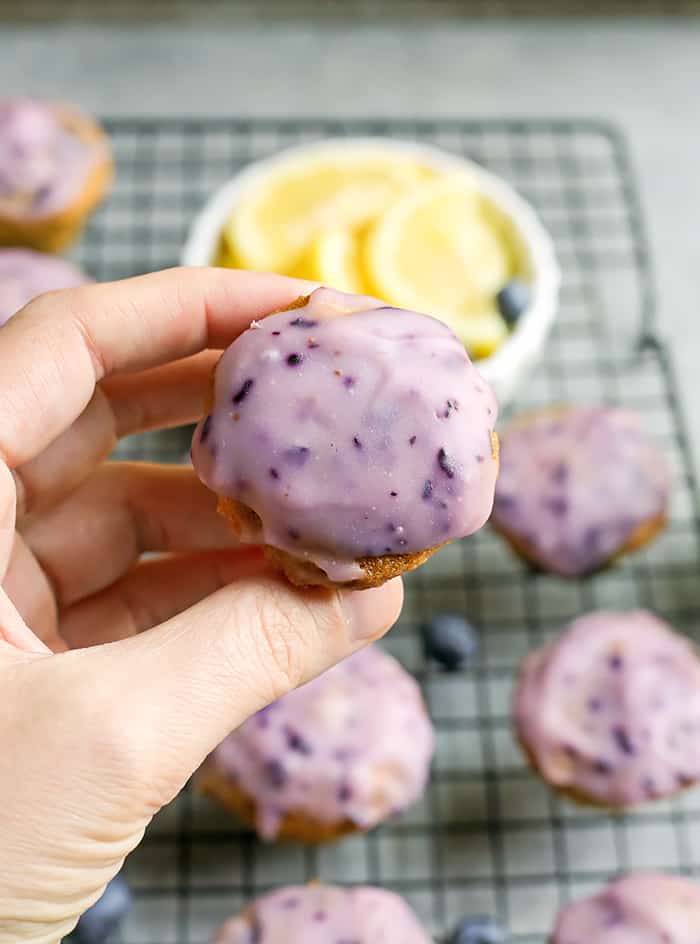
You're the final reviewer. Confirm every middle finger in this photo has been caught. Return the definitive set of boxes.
[20,462,239,607]
[14,351,219,521]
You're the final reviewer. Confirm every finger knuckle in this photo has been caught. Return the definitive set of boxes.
[246,582,311,699]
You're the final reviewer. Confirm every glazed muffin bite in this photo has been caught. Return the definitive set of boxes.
[491,404,669,577]
[551,872,700,943]
[0,247,90,326]
[191,286,499,589]
[197,646,434,842]
[514,610,700,808]
[0,98,112,251]
[212,883,431,944]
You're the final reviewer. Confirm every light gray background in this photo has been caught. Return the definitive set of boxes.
[1,14,698,468]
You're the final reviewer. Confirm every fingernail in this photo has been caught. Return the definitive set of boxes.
[341,577,404,641]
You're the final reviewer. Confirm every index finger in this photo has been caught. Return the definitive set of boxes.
[0,267,315,468]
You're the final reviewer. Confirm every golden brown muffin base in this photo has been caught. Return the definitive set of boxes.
[218,495,446,590]
[0,104,113,252]
[196,764,359,844]
[492,511,667,579]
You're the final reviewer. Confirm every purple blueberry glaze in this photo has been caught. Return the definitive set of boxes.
[514,610,700,808]
[198,646,434,840]
[191,287,498,582]
[492,405,669,576]
[0,248,90,326]
[0,99,103,218]
[211,884,431,944]
[552,872,700,942]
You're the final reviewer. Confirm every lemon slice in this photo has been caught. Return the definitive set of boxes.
[292,227,368,294]
[225,152,434,274]
[441,307,509,360]
[363,177,514,350]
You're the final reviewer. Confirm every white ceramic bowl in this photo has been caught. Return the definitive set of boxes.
[182,138,560,405]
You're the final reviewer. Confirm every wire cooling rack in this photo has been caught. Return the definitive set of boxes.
[72,118,700,943]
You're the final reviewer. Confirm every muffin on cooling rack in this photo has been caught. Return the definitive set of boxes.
[0,98,112,251]
[514,609,700,808]
[191,286,499,589]
[0,247,91,326]
[212,883,431,944]
[490,404,669,577]
[551,872,700,942]
[197,645,434,843]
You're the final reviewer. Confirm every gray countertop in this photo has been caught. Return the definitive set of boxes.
[1,15,699,469]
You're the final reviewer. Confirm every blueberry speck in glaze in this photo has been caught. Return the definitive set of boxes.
[409,435,417,446]
[287,352,304,366]
[285,445,311,466]
[271,330,281,336]
[438,447,457,479]
[612,725,636,755]
[496,277,531,327]
[343,375,356,389]
[263,759,287,789]
[593,759,613,775]
[200,415,212,443]
[353,435,363,449]
[422,480,434,500]
[550,461,569,484]
[390,490,398,497]
[70,875,132,944]
[609,653,623,670]
[337,783,353,802]
[269,467,279,480]
[290,316,318,328]
[421,612,478,670]
[288,527,301,540]
[449,915,506,944]
[232,377,255,405]
[543,495,568,517]
[284,725,312,755]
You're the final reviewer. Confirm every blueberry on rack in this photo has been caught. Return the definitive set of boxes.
[70,874,132,943]
[420,612,478,670]
[449,915,506,944]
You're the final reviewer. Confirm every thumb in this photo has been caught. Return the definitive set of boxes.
[84,573,403,809]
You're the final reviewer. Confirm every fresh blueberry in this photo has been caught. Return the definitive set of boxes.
[449,915,506,944]
[70,875,132,943]
[496,278,531,326]
[421,612,478,670]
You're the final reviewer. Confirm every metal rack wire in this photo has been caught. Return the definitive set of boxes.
[76,118,700,944]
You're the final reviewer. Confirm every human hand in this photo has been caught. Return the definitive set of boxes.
[0,268,403,944]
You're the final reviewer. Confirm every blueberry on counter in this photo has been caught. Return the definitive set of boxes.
[449,915,506,944]
[496,278,531,327]
[420,612,478,670]
[70,875,131,943]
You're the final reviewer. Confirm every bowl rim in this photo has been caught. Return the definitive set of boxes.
[181,136,560,394]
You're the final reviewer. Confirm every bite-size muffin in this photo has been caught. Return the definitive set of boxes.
[191,287,499,589]
[212,883,431,944]
[514,609,700,808]
[197,645,434,842]
[491,404,669,576]
[551,872,700,943]
[0,98,112,251]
